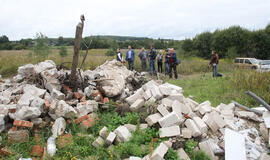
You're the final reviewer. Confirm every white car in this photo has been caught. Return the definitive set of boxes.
[259,60,270,72]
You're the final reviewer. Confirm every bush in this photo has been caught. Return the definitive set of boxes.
[33,32,51,58]
[59,46,68,57]
[105,48,117,56]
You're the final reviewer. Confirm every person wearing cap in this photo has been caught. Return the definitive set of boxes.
[138,47,147,71]
[116,48,123,63]
[167,48,178,79]
[125,45,135,71]
[148,45,157,76]
[156,50,163,73]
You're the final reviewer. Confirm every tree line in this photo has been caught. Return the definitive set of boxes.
[181,24,270,59]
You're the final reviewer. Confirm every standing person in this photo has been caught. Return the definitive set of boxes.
[156,50,163,73]
[167,48,178,79]
[209,50,219,77]
[138,47,147,71]
[164,49,170,75]
[116,48,123,63]
[148,45,157,76]
[125,45,135,71]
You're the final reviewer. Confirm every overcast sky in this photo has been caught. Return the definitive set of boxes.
[1,0,270,40]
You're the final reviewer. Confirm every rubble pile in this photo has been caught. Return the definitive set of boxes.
[0,59,270,160]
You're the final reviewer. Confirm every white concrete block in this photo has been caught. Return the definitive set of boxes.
[199,104,212,115]
[151,142,168,160]
[51,89,65,100]
[92,136,104,148]
[126,88,144,105]
[106,132,116,145]
[193,117,208,134]
[225,128,246,160]
[150,85,163,100]
[157,105,170,116]
[177,148,190,160]
[167,94,184,103]
[114,126,131,142]
[140,123,148,130]
[181,128,192,139]
[184,119,201,137]
[172,100,182,118]
[143,89,152,100]
[130,98,145,111]
[159,126,181,138]
[161,98,173,108]
[263,111,270,128]
[158,112,182,127]
[145,113,162,126]
[199,140,215,160]
[99,126,109,139]
[124,124,136,132]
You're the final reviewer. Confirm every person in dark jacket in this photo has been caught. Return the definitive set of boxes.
[138,47,147,71]
[209,50,219,77]
[148,45,157,76]
[164,49,170,75]
[125,45,135,71]
[116,48,123,63]
[167,48,178,79]
[156,50,163,73]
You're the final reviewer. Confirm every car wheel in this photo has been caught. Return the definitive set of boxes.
[251,66,257,70]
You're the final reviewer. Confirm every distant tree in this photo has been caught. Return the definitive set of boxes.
[0,35,9,44]
[59,46,68,57]
[193,32,212,58]
[57,36,64,46]
[33,33,50,58]
[182,39,193,52]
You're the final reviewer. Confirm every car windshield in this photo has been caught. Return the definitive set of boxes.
[250,59,259,64]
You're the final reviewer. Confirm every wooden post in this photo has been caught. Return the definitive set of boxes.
[70,15,85,89]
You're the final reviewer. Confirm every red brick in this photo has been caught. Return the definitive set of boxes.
[104,97,109,104]
[80,116,98,129]
[74,92,81,99]
[9,108,16,113]
[31,145,43,157]
[13,120,33,128]
[75,114,92,124]
[66,119,71,124]
[57,134,73,149]
[62,85,72,92]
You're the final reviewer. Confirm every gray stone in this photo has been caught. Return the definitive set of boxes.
[31,118,43,125]
[92,136,104,148]
[177,148,190,160]
[106,132,116,145]
[51,89,65,100]
[99,126,109,139]
[126,88,144,105]
[114,126,131,142]
[184,119,201,137]
[15,106,41,120]
[51,117,66,138]
[30,97,44,112]
[160,125,181,138]
[34,60,56,74]
[181,128,192,139]
[23,84,46,98]
[140,124,148,130]
[158,112,182,128]
[130,99,145,111]
[157,105,170,116]
[193,117,208,134]
[75,100,98,117]
[49,100,78,119]
[151,142,168,160]
[124,124,137,132]
[145,113,162,126]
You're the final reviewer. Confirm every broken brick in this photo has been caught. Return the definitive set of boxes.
[13,120,33,128]
[57,133,73,149]
[104,97,109,104]
[80,115,98,129]
[31,145,44,157]
[62,85,72,92]
[75,114,92,124]
[74,92,81,99]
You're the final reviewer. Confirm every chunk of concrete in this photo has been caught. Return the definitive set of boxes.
[130,98,145,111]
[167,94,184,103]
[184,119,201,137]
[92,136,104,148]
[140,124,148,130]
[75,100,98,117]
[193,117,208,134]
[161,98,173,108]
[198,102,212,115]
[150,85,163,100]
[225,128,246,160]
[177,148,190,160]
[15,106,41,120]
[259,123,269,141]
[181,128,192,139]
[158,112,182,127]
[51,117,66,138]
[49,100,78,119]
[0,96,10,104]
[142,80,159,91]
[34,60,56,74]
[126,88,144,105]
[106,132,116,145]
[159,125,180,138]
[30,97,44,112]
[159,83,182,96]
[263,111,270,128]
[51,89,65,100]
[157,105,170,116]
[99,126,109,139]
[124,124,136,132]
[143,89,152,100]
[199,140,215,160]
[23,84,46,98]
[260,152,270,160]
[145,113,162,126]
[126,156,142,160]
[151,142,168,160]
[114,126,131,142]
[172,100,183,118]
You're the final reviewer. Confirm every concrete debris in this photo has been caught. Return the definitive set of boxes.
[177,148,190,160]
[51,117,66,138]
[49,100,78,119]
[151,142,168,160]
[145,113,162,126]
[75,100,98,117]
[92,136,105,148]
[158,112,182,128]
[157,104,170,116]
[114,126,131,142]
[159,125,180,138]
[184,119,201,137]
[99,126,109,139]
[130,98,145,111]
[106,132,116,145]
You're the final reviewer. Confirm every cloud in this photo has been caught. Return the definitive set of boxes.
[0,0,270,40]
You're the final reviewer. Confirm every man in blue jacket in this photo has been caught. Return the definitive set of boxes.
[167,48,178,79]
[125,45,135,71]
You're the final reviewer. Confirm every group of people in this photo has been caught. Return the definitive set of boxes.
[116,45,178,79]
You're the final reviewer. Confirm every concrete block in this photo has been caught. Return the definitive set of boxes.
[225,128,246,160]
[161,98,173,108]
[198,104,212,115]
[142,155,150,160]
[260,152,270,160]
[199,140,215,160]
[140,123,148,130]
[172,100,182,118]
[130,98,145,111]
[167,94,184,103]
[177,148,190,160]
[145,113,162,126]
[142,80,159,91]
[211,112,226,128]
[151,142,168,160]
[92,136,104,148]
[181,128,192,139]
[114,126,131,142]
[159,83,182,95]
[143,89,152,100]
[106,132,116,145]
[159,125,181,138]
[126,88,144,105]
[158,112,182,127]
[263,111,270,128]
[145,97,156,106]
[184,119,201,137]
[186,97,199,107]
[157,105,170,116]
[99,126,109,139]
[259,123,269,141]
[163,140,173,148]
[124,124,136,132]
[150,85,163,100]
[193,117,208,134]
[127,157,142,160]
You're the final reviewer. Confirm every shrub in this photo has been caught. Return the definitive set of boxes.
[33,32,51,58]
[59,46,68,57]
[105,48,117,56]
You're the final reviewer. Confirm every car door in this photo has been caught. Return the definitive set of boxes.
[244,59,252,69]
